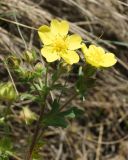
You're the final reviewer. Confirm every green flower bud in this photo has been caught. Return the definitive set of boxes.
[0,82,17,102]
[23,71,34,80]
[16,66,34,81]
[34,62,46,78]
[7,56,21,68]
[17,62,44,81]
[23,51,37,63]
[27,71,34,79]
[34,62,43,72]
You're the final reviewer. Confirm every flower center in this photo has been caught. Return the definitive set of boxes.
[53,37,68,52]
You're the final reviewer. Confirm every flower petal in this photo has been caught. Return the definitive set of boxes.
[81,43,88,55]
[59,20,69,36]
[61,50,79,64]
[101,53,117,67]
[38,25,53,45]
[66,34,82,50]
[51,19,69,36]
[88,45,103,54]
[97,46,105,54]
[41,46,60,62]
[83,45,102,67]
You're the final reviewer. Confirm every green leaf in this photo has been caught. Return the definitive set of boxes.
[43,105,84,128]
[52,71,59,82]
[43,99,68,128]
[43,115,68,128]
[60,107,84,118]
[51,99,60,113]
[0,137,12,152]
[20,93,35,101]
[0,152,9,160]
[66,111,75,118]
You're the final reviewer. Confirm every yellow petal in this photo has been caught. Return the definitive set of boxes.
[51,19,69,36]
[101,53,117,67]
[38,25,53,45]
[41,46,60,62]
[83,45,102,67]
[59,20,69,36]
[97,46,105,54]
[61,50,79,64]
[89,45,98,53]
[66,34,82,50]
[81,43,87,54]
[85,52,101,67]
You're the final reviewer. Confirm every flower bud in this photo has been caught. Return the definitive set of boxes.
[23,51,36,63]
[7,56,20,68]
[17,66,34,80]
[0,82,17,102]
[25,71,34,80]
[34,62,43,72]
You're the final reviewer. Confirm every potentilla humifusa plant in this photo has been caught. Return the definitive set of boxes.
[0,19,117,160]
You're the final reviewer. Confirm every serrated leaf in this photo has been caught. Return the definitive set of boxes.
[43,106,84,128]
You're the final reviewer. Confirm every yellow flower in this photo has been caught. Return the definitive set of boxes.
[82,44,117,68]
[38,19,82,64]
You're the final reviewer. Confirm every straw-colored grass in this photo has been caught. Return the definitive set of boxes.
[0,0,128,159]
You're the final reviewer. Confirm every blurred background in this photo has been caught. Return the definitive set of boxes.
[0,0,128,159]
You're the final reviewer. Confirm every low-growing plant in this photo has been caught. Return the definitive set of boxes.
[0,19,117,160]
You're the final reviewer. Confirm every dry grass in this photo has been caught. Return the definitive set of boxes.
[0,0,128,159]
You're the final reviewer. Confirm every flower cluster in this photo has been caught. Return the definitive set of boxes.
[38,19,117,68]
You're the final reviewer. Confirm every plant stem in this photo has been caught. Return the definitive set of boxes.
[4,61,19,96]
[57,74,69,103]
[26,102,46,160]
[7,151,22,160]
[26,65,49,160]
[59,92,78,111]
